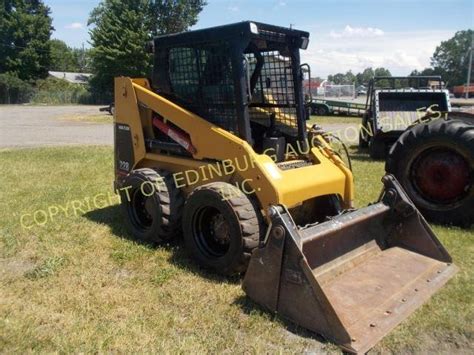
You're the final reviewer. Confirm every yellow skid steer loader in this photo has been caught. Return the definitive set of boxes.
[113,22,457,353]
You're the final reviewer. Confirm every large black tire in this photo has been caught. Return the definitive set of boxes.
[183,182,261,275]
[369,137,386,159]
[386,118,474,226]
[316,105,330,116]
[119,168,184,242]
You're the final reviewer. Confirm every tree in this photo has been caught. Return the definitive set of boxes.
[49,39,77,72]
[149,0,206,35]
[410,68,439,76]
[431,30,473,86]
[88,0,206,100]
[49,40,90,72]
[0,0,53,81]
[328,71,355,85]
[88,0,153,98]
[72,47,91,72]
[374,67,391,77]
[356,68,375,86]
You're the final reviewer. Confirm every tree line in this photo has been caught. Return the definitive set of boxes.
[0,0,471,104]
[0,0,206,104]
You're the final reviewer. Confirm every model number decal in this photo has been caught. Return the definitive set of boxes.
[119,160,130,171]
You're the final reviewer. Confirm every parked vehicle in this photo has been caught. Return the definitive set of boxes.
[359,76,450,158]
[453,84,474,98]
[112,22,456,353]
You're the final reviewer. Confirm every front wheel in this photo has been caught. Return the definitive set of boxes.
[183,182,261,275]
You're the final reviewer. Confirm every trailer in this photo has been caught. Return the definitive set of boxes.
[309,98,366,117]
[453,84,474,98]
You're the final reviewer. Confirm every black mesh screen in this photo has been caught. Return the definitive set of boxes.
[168,45,237,133]
[378,92,448,112]
[247,51,298,131]
[259,29,287,43]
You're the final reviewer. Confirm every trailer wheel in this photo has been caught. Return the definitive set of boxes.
[386,118,474,226]
[316,105,329,116]
[119,168,184,242]
[183,182,261,275]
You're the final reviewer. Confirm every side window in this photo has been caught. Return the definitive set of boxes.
[167,44,237,132]
[169,47,199,99]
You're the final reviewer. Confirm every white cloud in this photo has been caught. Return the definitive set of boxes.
[272,0,286,10]
[228,5,239,12]
[330,25,384,39]
[302,29,455,78]
[65,22,84,30]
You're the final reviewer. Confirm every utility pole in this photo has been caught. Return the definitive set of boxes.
[81,42,85,72]
[465,38,473,99]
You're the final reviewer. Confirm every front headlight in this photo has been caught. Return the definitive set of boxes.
[301,37,309,50]
[250,22,259,34]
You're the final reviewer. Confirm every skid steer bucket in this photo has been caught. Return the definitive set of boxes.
[243,175,457,354]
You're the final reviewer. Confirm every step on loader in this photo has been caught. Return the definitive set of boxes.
[113,22,457,353]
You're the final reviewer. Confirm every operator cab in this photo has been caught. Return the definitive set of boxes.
[150,21,310,161]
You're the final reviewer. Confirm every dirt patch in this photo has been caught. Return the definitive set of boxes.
[0,258,36,278]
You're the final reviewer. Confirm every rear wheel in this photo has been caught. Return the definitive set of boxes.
[183,182,261,275]
[119,168,184,242]
[386,118,474,226]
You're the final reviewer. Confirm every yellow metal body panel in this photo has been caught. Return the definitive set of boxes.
[114,77,354,213]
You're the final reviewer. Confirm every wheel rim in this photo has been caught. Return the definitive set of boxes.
[411,147,471,204]
[193,206,231,258]
[130,188,154,231]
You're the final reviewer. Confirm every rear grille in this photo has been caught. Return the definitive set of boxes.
[277,160,312,170]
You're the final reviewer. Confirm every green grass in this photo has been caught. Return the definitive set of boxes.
[309,115,362,125]
[0,146,472,353]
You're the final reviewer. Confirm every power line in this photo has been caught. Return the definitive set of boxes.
[0,41,52,53]
[0,41,88,53]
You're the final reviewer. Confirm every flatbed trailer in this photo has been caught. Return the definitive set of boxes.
[310,98,366,117]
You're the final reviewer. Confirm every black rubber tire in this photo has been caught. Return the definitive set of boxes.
[317,105,329,116]
[119,168,184,242]
[359,116,370,148]
[183,182,261,275]
[386,118,474,226]
[369,137,386,159]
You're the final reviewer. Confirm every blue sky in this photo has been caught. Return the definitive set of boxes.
[46,0,473,77]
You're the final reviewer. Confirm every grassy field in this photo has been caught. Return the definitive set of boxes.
[0,146,472,353]
[309,115,362,125]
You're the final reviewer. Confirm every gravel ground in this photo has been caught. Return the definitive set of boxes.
[0,105,360,148]
[0,105,112,148]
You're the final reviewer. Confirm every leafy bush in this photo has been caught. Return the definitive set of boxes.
[31,77,94,104]
[0,73,35,104]
[0,74,106,105]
